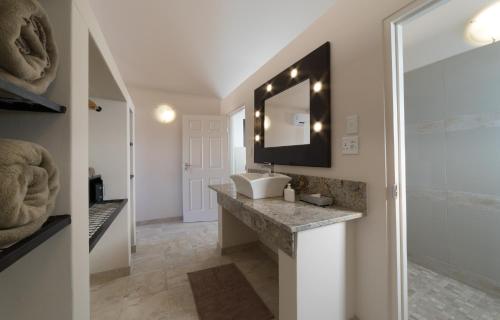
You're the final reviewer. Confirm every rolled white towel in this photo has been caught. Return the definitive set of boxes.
[0,139,60,247]
[0,0,59,94]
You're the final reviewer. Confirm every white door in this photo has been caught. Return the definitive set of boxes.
[182,115,229,222]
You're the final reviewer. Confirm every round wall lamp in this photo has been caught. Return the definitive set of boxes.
[155,104,176,124]
[466,2,500,46]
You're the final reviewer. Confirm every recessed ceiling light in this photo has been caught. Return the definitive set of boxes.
[266,84,273,92]
[466,2,500,46]
[313,81,323,93]
[290,68,298,78]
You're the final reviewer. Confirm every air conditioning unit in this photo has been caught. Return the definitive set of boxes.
[293,113,309,127]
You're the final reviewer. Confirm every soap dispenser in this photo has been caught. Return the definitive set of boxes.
[284,184,295,202]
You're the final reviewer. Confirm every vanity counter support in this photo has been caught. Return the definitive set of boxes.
[210,183,364,320]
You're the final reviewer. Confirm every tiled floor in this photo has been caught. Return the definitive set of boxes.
[408,262,500,320]
[91,221,278,320]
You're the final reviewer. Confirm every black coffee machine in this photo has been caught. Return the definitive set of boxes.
[89,175,104,206]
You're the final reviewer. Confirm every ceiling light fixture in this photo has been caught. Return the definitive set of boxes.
[255,134,261,142]
[255,110,261,118]
[466,2,500,46]
[290,68,298,78]
[266,84,273,92]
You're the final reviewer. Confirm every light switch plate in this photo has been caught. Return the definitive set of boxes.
[346,115,358,134]
[342,136,359,154]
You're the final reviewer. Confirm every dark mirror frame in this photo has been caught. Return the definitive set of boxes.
[254,42,331,167]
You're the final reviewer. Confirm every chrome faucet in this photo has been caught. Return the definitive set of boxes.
[262,162,274,176]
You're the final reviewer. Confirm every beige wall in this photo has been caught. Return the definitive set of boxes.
[130,87,220,222]
[220,0,413,318]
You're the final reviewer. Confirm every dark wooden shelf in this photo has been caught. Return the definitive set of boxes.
[0,77,66,113]
[0,215,71,272]
[89,199,128,252]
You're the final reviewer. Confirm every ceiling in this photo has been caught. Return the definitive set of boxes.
[404,0,496,71]
[89,0,337,98]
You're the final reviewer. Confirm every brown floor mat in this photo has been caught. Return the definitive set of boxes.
[187,263,274,320]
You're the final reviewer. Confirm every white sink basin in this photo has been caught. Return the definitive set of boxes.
[230,173,292,199]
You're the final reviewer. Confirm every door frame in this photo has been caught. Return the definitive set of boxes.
[228,106,246,174]
[383,1,449,319]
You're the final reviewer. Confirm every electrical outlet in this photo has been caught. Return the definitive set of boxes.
[346,115,358,134]
[342,136,359,154]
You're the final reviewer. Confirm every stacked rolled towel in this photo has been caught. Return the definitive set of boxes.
[0,0,59,94]
[0,139,60,247]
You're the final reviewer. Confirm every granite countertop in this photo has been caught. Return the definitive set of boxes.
[209,183,364,233]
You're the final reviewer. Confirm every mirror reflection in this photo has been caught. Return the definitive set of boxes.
[264,79,310,148]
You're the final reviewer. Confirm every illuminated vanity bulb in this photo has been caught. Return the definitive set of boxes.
[313,81,323,93]
[255,134,261,142]
[255,110,261,118]
[155,104,176,123]
[313,122,323,133]
[290,68,298,78]
[266,84,273,92]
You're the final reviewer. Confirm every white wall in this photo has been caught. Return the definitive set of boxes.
[405,41,500,290]
[130,86,221,222]
[89,97,130,274]
[220,0,415,318]
[89,98,128,199]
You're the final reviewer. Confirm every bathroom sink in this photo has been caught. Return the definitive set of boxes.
[230,173,291,199]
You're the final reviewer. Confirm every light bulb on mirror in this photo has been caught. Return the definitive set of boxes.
[313,81,323,93]
[313,122,323,133]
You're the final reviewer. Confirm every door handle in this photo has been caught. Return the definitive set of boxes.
[184,163,192,171]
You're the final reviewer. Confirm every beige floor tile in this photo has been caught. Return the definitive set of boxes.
[91,220,278,320]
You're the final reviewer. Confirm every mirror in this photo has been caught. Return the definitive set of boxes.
[264,79,310,148]
[254,42,331,167]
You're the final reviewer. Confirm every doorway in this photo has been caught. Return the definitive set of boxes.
[385,1,500,319]
[229,107,246,174]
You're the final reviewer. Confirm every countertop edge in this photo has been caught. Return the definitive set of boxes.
[210,184,365,234]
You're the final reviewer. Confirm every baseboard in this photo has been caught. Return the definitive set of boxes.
[90,267,131,286]
[218,241,260,255]
[258,241,278,263]
[136,216,182,226]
